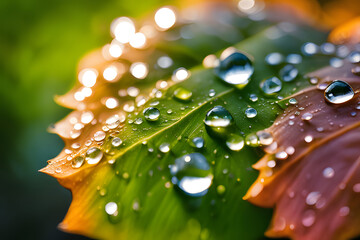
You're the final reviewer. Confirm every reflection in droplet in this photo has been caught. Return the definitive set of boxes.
[170,153,213,197]
[85,147,103,165]
[226,134,244,151]
[260,77,282,95]
[205,106,234,128]
[280,65,298,82]
[191,137,205,149]
[72,156,85,169]
[257,131,273,146]
[324,80,354,104]
[112,137,122,147]
[215,52,254,86]
[143,107,160,121]
[245,107,257,118]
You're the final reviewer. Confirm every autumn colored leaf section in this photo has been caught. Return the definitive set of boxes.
[245,62,360,240]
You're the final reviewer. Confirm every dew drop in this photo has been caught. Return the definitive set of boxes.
[245,107,257,118]
[324,80,354,104]
[71,156,85,169]
[226,134,244,151]
[112,137,122,147]
[173,87,192,102]
[322,167,335,178]
[257,131,274,146]
[204,106,234,128]
[249,94,258,102]
[339,206,350,217]
[159,143,170,153]
[279,64,298,82]
[94,131,106,141]
[260,77,282,95]
[301,112,313,121]
[216,185,226,195]
[353,183,360,193]
[265,52,284,65]
[143,107,160,121]
[289,98,298,105]
[306,191,321,205]
[85,147,103,165]
[215,52,254,85]
[329,57,344,68]
[245,133,259,147]
[172,67,190,82]
[304,135,313,143]
[191,137,205,149]
[170,153,213,197]
[105,202,118,216]
[302,42,318,56]
[286,53,302,64]
[208,89,216,97]
[352,66,360,76]
[348,51,360,63]
[302,210,316,227]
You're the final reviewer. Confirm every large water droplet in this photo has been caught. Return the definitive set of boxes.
[324,80,354,104]
[173,87,192,102]
[279,64,298,82]
[226,134,244,151]
[245,107,257,118]
[85,147,103,165]
[170,153,213,197]
[72,156,84,169]
[215,52,254,85]
[204,106,234,128]
[143,107,160,121]
[260,77,282,95]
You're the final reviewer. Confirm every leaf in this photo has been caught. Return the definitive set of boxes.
[244,60,360,240]
[40,2,339,240]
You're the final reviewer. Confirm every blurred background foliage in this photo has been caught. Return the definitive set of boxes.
[0,0,175,239]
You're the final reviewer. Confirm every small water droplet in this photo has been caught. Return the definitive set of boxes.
[159,143,170,153]
[143,107,160,121]
[352,66,360,76]
[301,112,313,121]
[320,42,336,55]
[157,55,173,68]
[71,156,84,168]
[309,77,319,85]
[94,131,106,141]
[249,94,258,102]
[324,80,354,104]
[280,64,298,82]
[208,89,216,97]
[304,135,313,143]
[85,147,103,165]
[302,210,316,227]
[105,202,118,216]
[173,87,192,101]
[339,206,350,217]
[245,133,259,147]
[112,137,122,147]
[134,118,143,125]
[191,137,205,149]
[306,191,321,205]
[329,57,344,68]
[257,131,274,146]
[215,52,254,86]
[226,134,244,151]
[289,98,298,105]
[172,67,190,82]
[216,185,226,195]
[170,153,213,197]
[286,53,302,64]
[265,52,284,65]
[353,183,360,193]
[275,151,288,160]
[245,107,257,118]
[323,167,335,178]
[260,77,282,95]
[302,42,318,56]
[348,51,360,63]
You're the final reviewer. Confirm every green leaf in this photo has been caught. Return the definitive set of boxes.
[41,4,333,239]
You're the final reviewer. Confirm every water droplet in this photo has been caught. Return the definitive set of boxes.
[134,118,143,125]
[302,210,316,227]
[216,185,226,195]
[245,133,259,147]
[289,98,298,105]
[94,131,106,141]
[245,107,257,118]
[352,66,360,76]
[249,94,258,102]
[329,57,344,68]
[215,52,254,86]
[105,202,118,216]
[339,206,350,217]
[309,77,319,85]
[208,89,216,97]
[159,143,170,153]
[112,137,122,147]
[226,134,244,151]
[265,52,284,65]
[172,67,190,82]
[260,77,282,95]
[353,183,360,193]
[85,147,103,165]
[301,112,313,121]
[191,137,205,149]
[55,168,62,173]
[302,42,318,56]
[286,53,302,64]
[81,111,94,124]
[257,131,273,146]
[306,191,321,205]
[157,55,173,68]
[173,87,192,102]
[324,80,354,104]
[205,106,234,128]
[348,51,360,63]
[320,42,336,55]
[323,167,335,178]
[71,156,84,168]
[143,107,160,121]
[304,135,313,143]
[170,153,213,197]
[280,64,298,82]
[275,151,288,160]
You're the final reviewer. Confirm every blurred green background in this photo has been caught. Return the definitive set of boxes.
[0,0,174,239]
